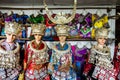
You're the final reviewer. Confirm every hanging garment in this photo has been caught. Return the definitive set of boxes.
[79,13,92,38]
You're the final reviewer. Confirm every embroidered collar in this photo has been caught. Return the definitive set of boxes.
[29,40,47,53]
[0,39,20,54]
[53,43,71,54]
[59,42,66,50]
[33,40,42,50]
[92,45,110,55]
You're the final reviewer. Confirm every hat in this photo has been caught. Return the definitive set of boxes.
[31,24,46,35]
[55,25,70,36]
[95,27,109,40]
[5,22,21,35]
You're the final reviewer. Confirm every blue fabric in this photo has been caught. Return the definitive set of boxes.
[22,29,27,38]
[49,43,77,80]
[56,43,69,50]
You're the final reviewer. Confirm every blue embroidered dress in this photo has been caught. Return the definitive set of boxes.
[49,43,76,80]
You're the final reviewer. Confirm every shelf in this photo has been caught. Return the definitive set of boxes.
[0,36,6,38]
[0,36,30,41]
[0,36,95,41]
[0,36,116,41]
[67,38,96,41]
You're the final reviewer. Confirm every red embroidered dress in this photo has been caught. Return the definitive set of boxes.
[24,40,50,80]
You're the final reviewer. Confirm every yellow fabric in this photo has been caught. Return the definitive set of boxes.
[94,21,103,28]
[91,28,96,39]
[103,15,108,24]
[92,14,97,22]
[18,72,24,80]
[94,15,108,28]
[91,14,108,39]
[24,62,27,70]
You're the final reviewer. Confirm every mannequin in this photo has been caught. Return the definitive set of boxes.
[84,28,117,80]
[0,22,21,80]
[48,25,76,80]
[24,24,50,80]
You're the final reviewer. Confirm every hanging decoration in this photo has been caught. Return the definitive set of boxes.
[43,0,77,25]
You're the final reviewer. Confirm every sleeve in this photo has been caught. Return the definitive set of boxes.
[113,46,118,61]
[70,48,74,66]
[88,47,96,64]
[24,45,29,70]
[24,44,30,65]
[50,50,56,64]
[48,49,56,74]
[72,53,74,65]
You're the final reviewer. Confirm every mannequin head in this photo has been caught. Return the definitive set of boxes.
[34,34,42,42]
[97,38,106,46]
[55,25,69,43]
[58,35,67,43]
[6,33,16,43]
[31,24,45,43]
[95,28,109,46]
[5,22,21,42]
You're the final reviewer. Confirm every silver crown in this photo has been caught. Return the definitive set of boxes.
[95,27,109,39]
[55,25,70,36]
[31,24,46,35]
[5,22,21,35]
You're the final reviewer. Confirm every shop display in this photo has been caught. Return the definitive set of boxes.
[0,1,117,79]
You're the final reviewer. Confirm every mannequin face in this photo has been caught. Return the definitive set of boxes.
[6,33,16,43]
[58,35,66,43]
[97,38,106,46]
[34,34,42,42]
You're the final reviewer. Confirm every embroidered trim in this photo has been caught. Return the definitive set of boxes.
[29,40,49,64]
[92,45,110,56]
[0,39,20,68]
[52,43,71,54]
[53,44,71,64]
[0,39,20,54]
[29,40,47,53]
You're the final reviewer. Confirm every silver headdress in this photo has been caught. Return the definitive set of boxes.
[95,27,109,39]
[5,22,22,35]
[55,25,70,36]
[43,0,77,25]
[31,24,46,35]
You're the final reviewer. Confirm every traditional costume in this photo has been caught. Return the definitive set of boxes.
[0,22,21,80]
[48,25,76,80]
[44,0,77,79]
[24,24,50,80]
[84,28,118,80]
